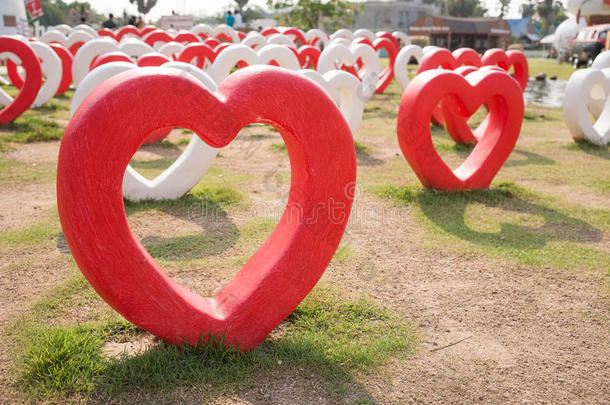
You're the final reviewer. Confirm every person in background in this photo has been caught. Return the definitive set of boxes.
[136,16,143,29]
[224,11,234,27]
[102,13,117,29]
[234,10,243,29]
[128,15,136,26]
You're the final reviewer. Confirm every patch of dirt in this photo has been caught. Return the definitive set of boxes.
[6,141,60,166]
[0,182,57,231]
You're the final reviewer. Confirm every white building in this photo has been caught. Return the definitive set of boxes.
[1,0,30,36]
[353,0,438,32]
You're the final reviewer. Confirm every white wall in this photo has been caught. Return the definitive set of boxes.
[0,0,28,36]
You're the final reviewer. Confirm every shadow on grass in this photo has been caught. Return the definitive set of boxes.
[565,142,610,160]
[417,184,602,249]
[56,190,241,260]
[355,141,384,167]
[504,149,555,167]
[381,183,602,251]
[19,288,414,403]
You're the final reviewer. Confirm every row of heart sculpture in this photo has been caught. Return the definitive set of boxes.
[563,51,610,146]
[57,60,526,350]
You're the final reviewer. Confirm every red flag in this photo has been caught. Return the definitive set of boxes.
[25,0,43,19]
[576,8,581,23]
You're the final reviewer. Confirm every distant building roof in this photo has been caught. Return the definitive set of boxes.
[410,15,510,35]
[507,17,530,36]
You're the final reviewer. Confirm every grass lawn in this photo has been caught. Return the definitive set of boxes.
[524,57,576,80]
[0,64,608,404]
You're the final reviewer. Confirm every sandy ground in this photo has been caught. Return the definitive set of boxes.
[0,94,608,404]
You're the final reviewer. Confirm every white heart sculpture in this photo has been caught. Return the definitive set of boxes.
[394,44,424,90]
[241,32,267,49]
[209,44,300,84]
[267,34,295,47]
[73,24,98,38]
[353,29,376,41]
[330,29,353,41]
[72,38,154,86]
[317,43,382,101]
[71,61,219,201]
[299,69,364,135]
[305,29,329,49]
[589,51,610,118]
[50,24,72,35]
[392,31,410,46]
[563,68,610,145]
[10,40,62,107]
[40,30,95,49]
[158,42,185,59]
[191,24,239,43]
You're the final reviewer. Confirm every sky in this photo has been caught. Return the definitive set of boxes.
[78,0,572,23]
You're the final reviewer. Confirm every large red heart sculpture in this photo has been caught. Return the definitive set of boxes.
[397,69,523,190]
[0,37,42,123]
[57,66,356,350]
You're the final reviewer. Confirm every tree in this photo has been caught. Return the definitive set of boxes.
[446,0,487,17]
[266,0,361,31]
[235,0,249,12]
[128,0,158,15]
[39,0,67,26]
[497,0,511,18]
[520,0,567,35]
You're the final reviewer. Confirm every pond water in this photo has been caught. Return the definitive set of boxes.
[523,79,568,108]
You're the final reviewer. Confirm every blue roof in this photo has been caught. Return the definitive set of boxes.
[507,17,533,36]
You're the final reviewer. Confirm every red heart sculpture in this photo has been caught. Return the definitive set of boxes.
[177,43,217,69]
[49,43,73,95]
[416,48,483,126]
[353,36,398,94]
[136,52,171,67]
[0,37,42,123]
[289,45,321,69]
[57,66,356,350]
[482,48,529,92]
[397,69,523,190]
[116,26,144,41]
[281,27,307,47]
[441,66,515,144]
[90,51,133,70]
[98,28,117,40]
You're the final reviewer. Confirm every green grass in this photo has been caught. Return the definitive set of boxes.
[375,182,609,273]
[527,58,576,80]
[269,142,287,153]
[0,116,63,143]
[0,220,58,248]
[17,287,416,400]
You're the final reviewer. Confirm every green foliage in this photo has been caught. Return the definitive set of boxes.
[497,0,511,17]
[129,0,158,15]
[267,0,362,31]
[520,0,567,35]
[446,0,487,17]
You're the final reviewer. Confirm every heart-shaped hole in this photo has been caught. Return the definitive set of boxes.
[126,123,292,299]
